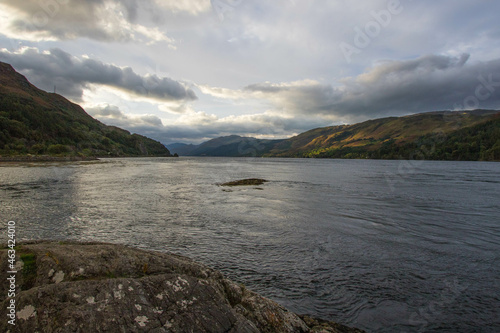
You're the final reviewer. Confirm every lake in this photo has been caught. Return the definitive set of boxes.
[1,157,499,332]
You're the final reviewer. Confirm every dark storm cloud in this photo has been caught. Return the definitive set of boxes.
[244,54,500,121]
[0,47,197,102]
[336,54,500,117]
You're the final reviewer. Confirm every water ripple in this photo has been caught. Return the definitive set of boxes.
[1,157,499,332]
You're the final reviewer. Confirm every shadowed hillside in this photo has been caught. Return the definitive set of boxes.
[0,62,171,158]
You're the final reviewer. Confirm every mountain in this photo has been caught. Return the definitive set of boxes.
[0,62,171,158]
[166,142,198,156]
[172,110,500,161]
[267,110,500,160]
[167,135,283,157]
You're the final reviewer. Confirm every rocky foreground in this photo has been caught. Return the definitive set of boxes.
[1,241,364,333]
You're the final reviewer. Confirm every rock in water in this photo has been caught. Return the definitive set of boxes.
[0,241,364,332]
[220,178,268,186]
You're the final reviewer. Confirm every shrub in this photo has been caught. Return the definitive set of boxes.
[47,144,71,155]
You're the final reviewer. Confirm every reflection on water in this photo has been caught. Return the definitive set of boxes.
[1,157,499,332]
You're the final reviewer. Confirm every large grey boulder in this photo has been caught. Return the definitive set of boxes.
[0,241,364,333]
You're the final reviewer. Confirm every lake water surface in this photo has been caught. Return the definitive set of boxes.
[1,157,499,332]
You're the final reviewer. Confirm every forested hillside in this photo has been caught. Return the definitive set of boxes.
[0,62,171,158]
[265,111,500,161]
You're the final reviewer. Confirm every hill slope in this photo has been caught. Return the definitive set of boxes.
[267,110,500,160]
[0,62,171,158]
[171,110,500,161]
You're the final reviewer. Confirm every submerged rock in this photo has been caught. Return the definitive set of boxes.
[221,178,268,186]
[0,241,364,332]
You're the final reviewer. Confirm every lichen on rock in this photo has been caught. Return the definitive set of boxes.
[0,241,364,332]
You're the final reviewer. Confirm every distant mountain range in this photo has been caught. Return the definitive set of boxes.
[168,110,500,161]
[0,62,171,158]
[167,135,281,157]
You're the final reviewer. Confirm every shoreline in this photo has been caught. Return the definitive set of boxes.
[1,154,498,163]
[0,155,176,163]
[0,155,98,162]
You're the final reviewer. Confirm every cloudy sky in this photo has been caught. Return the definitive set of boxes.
[1,0,499,144]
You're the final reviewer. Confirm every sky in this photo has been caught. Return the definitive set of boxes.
[0,0,499,144]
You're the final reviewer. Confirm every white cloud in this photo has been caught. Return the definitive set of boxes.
[155,0,211,15]
[86,103,163,126]
[84,103,330,144]
[197,84,250,100]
